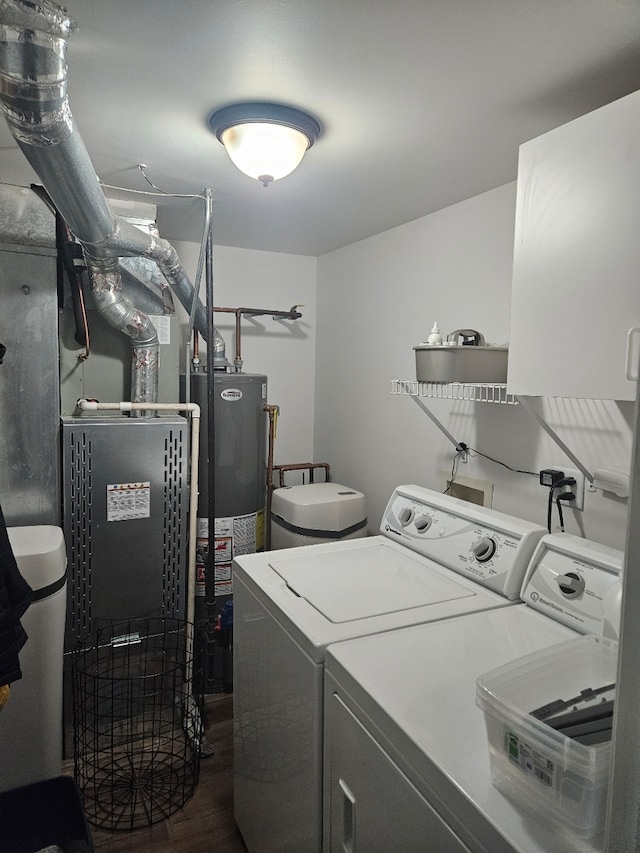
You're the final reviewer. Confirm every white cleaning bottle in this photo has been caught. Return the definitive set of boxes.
[427,321,442,345]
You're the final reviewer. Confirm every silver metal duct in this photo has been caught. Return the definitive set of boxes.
[213,328,232,371]
[0,0,209,404]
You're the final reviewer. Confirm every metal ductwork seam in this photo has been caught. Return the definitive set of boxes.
[88,260,159,406]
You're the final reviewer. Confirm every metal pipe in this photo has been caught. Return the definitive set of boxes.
[212,327,232,371]
[0,0,209,404]
[87,258,159,409]
[193,329,200,365]
[186,199,211,342]
[235,310,243,371]
[204,190,218,690]
[214,305,303,319]
[214,305,303,373]
[272,462,331,488]
[183,190,212,397]
[264,405,280,550]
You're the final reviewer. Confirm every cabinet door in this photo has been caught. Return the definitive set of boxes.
[325,692,470,853]
[507,89,640,400]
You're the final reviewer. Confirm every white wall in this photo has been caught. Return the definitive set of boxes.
[315,183,634,550]
[172,241,317,468]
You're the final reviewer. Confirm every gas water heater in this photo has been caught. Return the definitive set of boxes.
[188,372,267,606]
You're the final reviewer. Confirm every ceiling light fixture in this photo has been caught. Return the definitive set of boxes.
[208,102,321,187]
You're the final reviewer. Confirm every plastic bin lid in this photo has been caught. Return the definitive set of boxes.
[271,483,366,532]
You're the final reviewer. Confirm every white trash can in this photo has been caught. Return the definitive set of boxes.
[270,482,367,549]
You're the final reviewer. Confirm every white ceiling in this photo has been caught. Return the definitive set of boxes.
[1,0,640,256]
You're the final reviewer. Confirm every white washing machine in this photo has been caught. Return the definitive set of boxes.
[232,484,547,853]
[323,533,622,853]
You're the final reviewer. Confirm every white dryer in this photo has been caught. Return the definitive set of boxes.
[232,484,547,853]
[323,533,622,853]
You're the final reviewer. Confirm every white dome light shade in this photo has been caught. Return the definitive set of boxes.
[220,123,309,186]
[209,102,321,187]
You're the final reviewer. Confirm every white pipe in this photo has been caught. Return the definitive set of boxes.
[77,399,201,680]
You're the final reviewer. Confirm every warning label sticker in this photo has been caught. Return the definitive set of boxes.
[106,482,151,522]
[195,511,265,596]
[223,513,257,557]
[215,564,233,597]
[148,314,171,345]
[214,537,233,563]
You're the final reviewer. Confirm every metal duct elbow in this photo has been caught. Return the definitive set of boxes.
[0,0,114,244]
[89,259,159,406]
[0,0,210,405]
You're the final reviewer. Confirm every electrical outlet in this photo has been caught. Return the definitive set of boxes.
[553,466,585,511]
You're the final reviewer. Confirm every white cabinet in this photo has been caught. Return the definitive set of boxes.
[507,89,640,400]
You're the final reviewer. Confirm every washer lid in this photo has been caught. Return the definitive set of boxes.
[268,540,475,622]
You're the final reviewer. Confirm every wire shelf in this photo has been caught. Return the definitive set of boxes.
[391,379,518,405]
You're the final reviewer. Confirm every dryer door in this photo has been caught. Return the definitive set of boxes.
[325,691,471,853]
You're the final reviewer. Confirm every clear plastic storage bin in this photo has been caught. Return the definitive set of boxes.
[476,635,618,840]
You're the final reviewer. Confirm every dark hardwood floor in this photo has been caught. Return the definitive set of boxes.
[66,694,248,853]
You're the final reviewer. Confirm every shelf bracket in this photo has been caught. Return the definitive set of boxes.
[399,382,467,453]
[515,395,595,483]
[392,381,596,483]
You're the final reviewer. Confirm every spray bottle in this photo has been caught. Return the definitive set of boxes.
[427,321,442,346]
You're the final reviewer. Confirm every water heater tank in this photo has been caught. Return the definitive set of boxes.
[188,372,267,599]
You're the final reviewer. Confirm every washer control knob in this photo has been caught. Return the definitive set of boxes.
[472,537,497,563]
[557,572,586,597]
[398,506,414,527]
[414,514,432,533]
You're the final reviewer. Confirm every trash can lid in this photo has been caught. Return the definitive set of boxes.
[7,526,66,593]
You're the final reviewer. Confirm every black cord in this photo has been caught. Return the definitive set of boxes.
[547,481,577,533]
[546,479,576,532]
[444,444,537,497]
[556,493,565,532]
[547,487,554,533]
[444,450,465,495]
[465,447,538,477]
[556,491,576,533]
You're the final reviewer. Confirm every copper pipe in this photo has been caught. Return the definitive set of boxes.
[236,310,242,368]
[263,404,280,550]
[214,305,303,372]
[272,462,331,488]
[192,327,202,373]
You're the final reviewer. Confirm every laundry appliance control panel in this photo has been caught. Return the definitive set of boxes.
[521,532,623,635]
[381,485,547,599]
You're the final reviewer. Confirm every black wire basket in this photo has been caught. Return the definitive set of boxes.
[72,617,204,831]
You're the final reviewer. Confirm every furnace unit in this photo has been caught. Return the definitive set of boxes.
[62,415,189,651]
